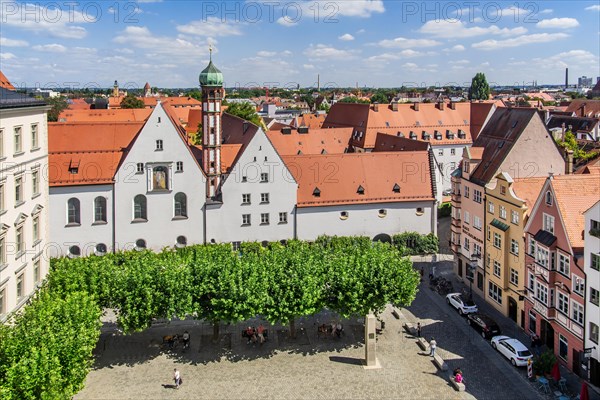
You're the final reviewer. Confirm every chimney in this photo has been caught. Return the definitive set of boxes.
[391,102,398,111]
[580,103,587,117]
[566,148,574,174]
[373,103,379,112]
[438,101,445,111]
[450,102,456,110]
[413,102,419,111]
[565,68,569,88]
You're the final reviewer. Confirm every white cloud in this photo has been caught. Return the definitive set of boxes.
[443,45,465,52]
[0,52,16,60]
[303,64,315,70]
[0,37,28,47]
[449,60,470,65]
[536,18,580,29]
[367,49,427,62]
[377,37,441,49]
[176,17,243,37]
[0,1,93,39]
[257,51,277,57]
[339,33,355,41]
[115,48,135,54]
[472,33,569,50]
[277,16,298,27]
[356,29,366,34]
[420,20,527,38]
[402,63,419,71]
[304,44,356,59]
[32,44,67,52]
[113,26,209,63]
[333,0,384,17]
[537,50,598,68]
[584,5,600,11]
[540,9,553,14]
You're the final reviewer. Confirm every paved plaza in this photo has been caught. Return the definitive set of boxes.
[74,218,599,400]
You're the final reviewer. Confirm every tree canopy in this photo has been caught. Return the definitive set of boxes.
[224,101,265,130]
[339,96,370,104]
[468,72,491,101]
[370,91,389,104]
[46,96,69,122]
[120,94,145,109]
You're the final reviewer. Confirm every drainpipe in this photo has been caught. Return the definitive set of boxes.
[111,183,116,253]
[202,203,207,244]
[293,205,298,240]
[431,200,437,237]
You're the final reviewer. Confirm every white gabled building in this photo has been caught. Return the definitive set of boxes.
[113,104,207,251]
[0,81,50,321]
[584,200,600,386]
[205,114,297,245]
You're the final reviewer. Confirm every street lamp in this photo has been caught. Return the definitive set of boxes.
[468,254,480,300]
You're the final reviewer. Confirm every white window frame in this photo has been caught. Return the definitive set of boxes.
[279,212,288,224]
[31,169,40,196]
[242,193,251,205]
[510,268,519,285]
[499,206,507,219]
[464,210,470,225]
[536,282,548,305]
[242,214,251,226]
[260,213,269,225]
[510,239,519,255]
[571,300,584,325]
[573,276,584,296]
[493,260,501,277]
[31,123,39,149]
[543,213,555,234]
[536,245,549,268]
[488,281,503,304]
[473,215,482,230]
[557,252,569,276]
[557,291,569,315]
[511,210,519,224]
[14,126,22,153]
[260,193,270,204]
[488,201,495,213]
[493,232,502,248]
[473,189,482,203]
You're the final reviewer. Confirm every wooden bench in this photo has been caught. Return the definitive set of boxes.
[417,337,430,351]
[433,354,448,371]
[448,374,466,391]
[403,322,417,336]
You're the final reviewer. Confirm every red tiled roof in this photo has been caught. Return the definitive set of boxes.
[297,113,327,129]
[282,151,434,207]
[48,122,144,186]
[373,133,429,152]
[0,71,15,90]
[550,174,600,249]
[565,100,600,118]
[66,98,91,110]
[511,177,546,212]
[323,102,472,149]
[266,127,352,155]
[57,108,152,122]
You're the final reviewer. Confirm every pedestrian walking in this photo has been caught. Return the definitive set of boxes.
[429,337,437,357]
[173,368,181,389]
[416,322,422,338]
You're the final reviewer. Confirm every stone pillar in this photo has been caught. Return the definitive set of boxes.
[364,313,380,369]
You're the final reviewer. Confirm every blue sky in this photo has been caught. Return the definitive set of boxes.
[1,0,599,89]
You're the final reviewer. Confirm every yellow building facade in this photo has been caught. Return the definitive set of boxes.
[484,173,545,328]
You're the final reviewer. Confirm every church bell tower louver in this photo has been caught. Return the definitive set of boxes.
[199,46,224,198]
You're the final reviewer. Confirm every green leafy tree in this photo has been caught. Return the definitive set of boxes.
[468,72,491,101]
[370,91,389,104]
[46,96,69,122]
[120,94,145,109]
[557,130,596,161]
[262,240,324,338]
[0,290,101,399]
[224,101,266,130]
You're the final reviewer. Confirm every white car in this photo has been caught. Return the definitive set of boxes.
[445,293,478,315]
[490,336,533,367]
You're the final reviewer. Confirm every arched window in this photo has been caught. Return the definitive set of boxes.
[174,193,187,218]
[133,195,147,221]
[67,198,80,225]
[95,243,107,255]
[176,236,187,247]
[152,166,168,190]
[94,196,107,223]
[69,245,81,257]
[545,191,553,206]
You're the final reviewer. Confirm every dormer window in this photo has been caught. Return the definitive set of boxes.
[393,183,400,193]
[156,140,163,151]
[357,185,365,195]
[545,191,552,206]
[313,187,321,197]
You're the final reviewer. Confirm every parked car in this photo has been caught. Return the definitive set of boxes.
[490,336,533,366]
[466,313,501,338]
[445,293,478,315]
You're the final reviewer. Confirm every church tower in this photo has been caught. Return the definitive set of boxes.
[113,80,119,97]
[199,47,224,198]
